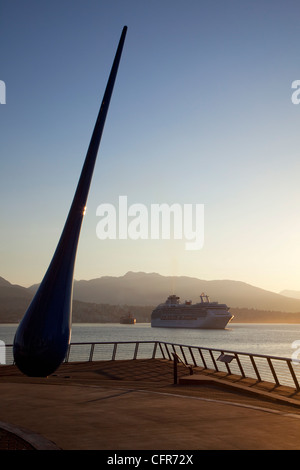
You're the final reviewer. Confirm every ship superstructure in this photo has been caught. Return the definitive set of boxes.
[151,293,233,329]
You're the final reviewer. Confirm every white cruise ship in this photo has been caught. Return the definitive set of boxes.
[151,293,233,329]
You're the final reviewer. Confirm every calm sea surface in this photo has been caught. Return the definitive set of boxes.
[2,322,300,360]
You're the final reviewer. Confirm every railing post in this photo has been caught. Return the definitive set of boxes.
[165,343,172,361]
[198,348,207,369]
[189,347,197,367]
[172,353,178,385]
[180,345,188,365]
[250,355,261,382]
[112,343,117,360]
[159,342,165,359]
[152,342,158,359]
[133,342,139,360]
[89,343,95,362]
[267,357,280,386]
[235,353,246,378]
[209,350,218,371]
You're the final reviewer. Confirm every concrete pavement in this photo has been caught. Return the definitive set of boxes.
[1,359,300,450]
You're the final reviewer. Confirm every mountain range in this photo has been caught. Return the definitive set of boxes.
[280,289,300,300]
[28,271,300,311]
[2,271,300,324]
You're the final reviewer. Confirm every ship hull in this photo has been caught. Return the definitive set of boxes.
[151,294,233,329]
[151,310,233,329]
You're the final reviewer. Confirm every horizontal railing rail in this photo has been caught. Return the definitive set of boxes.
[3,341,300,391]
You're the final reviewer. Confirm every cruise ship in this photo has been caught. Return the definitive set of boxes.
[151,293,233,329]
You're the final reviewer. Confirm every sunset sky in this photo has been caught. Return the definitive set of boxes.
[1,0,300,293]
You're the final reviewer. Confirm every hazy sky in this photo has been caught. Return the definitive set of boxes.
[1,0,300,293]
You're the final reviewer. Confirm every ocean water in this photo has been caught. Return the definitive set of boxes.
[2,322,300,360]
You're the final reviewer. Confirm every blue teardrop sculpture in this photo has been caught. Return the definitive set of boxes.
[13,27,127,377]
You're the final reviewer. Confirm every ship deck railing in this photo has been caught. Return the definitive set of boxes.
[3,340,300,391]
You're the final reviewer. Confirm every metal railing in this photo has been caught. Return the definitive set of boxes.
[3,341,300,391]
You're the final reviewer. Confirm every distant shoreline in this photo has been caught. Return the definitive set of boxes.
[1,300,300,325]
[2,319,300,325]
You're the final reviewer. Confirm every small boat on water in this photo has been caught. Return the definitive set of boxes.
[151,293,233,329]
[120,313,136,324]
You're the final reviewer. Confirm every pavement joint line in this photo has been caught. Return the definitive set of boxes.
[79,389,135,404]
[131,388,300,419]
